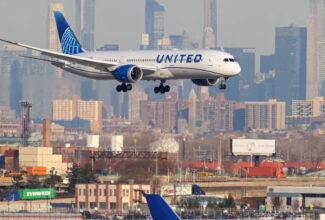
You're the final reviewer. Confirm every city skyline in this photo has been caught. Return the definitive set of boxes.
[0,0,308,56]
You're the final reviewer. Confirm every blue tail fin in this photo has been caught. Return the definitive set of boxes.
[53,11,84,55]
[145,194,181,220]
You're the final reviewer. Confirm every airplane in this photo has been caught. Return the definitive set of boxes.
[0,11,241,94]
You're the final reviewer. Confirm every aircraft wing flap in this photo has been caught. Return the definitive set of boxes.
[0,38,118,70]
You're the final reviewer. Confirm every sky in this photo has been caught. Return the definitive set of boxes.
[0,0,309,56]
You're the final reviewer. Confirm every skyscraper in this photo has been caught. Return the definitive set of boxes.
[274,26,307,114]
[47,3,64,78]
[75,0,95,51]
[203,0,217,49]
[307,0,325,99]
[47,3,64,52]
[145,0,165,50]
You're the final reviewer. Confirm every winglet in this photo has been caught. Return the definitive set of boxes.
[141,191,180,220]
[53,11,84,55]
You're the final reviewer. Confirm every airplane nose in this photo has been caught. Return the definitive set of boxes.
[233,63,241,75]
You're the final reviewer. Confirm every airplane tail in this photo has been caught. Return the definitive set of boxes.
[145,194,181,220]
[53,11,84,55]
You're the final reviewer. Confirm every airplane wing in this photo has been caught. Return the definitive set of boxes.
[0,38,157,73]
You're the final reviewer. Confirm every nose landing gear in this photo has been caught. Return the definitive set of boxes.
[116,83,132,92]
[154,80,170,94]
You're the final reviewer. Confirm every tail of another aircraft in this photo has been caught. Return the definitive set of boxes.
[145,194,181,220]
[53,11,84,55]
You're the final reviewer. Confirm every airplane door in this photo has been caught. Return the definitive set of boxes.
[119,56,126,64]
[208,56,216,66]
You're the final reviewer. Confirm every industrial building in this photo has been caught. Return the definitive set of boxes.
[19,147,67,174]
[75,184,151,213]
[266,186,325,212]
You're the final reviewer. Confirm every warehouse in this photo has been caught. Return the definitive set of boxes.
[266,186,325,212]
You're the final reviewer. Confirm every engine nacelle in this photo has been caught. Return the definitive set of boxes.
[192,79,218,86]
[113,65,143,83]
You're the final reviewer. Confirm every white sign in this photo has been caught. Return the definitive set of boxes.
[231,139,276,156]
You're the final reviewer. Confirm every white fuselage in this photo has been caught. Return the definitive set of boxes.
[55,49,241,81]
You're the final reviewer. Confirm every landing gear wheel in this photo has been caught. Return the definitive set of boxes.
[159,85,165,94]
[116,85,122,92]
[154,80,170,94]
[122,84,128,92]
[219,83,226,90]
[127,84,132,91]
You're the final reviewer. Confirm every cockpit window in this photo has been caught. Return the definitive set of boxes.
[224,58,236,62]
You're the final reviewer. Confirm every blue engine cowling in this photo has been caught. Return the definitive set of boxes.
[113,64,143,83]
[192,79,218,86]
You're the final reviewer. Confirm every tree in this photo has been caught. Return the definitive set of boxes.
[26,175,42,188]
[12,175,24,189]
[221,194,236,209]
[67,163,98,193]
[292,199,300,213]
[44,175,63,188]
[270,197,283,213]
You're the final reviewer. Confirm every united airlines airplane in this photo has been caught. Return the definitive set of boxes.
[0,11,241,94]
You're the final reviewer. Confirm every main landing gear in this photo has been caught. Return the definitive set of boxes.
[219,78,227,90]
[116,83,132,92]
[154,80,170,94]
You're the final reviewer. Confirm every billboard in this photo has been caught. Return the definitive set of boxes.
[231,139,276,156]
[19,188,55,200]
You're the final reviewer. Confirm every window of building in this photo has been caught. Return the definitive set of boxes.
[110,202,116,210]
[100,202,106,210]
[79,189,81,196]
[104,189,107,196]
[89,189,92,196]
[83,189,86,196]
[90,202,96,209]
[287,197,292,206]
[123,189,125,197]
[123,203,129,211]
[110,189,112,196]
[79,202,86,209]
[94,189,97,195]
[99,189,102,196]
[114,189,116,196]
[126,189,129,197]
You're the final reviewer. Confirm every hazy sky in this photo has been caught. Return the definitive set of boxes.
[0,0,308,56]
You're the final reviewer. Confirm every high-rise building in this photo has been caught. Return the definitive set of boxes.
[75,0,95,51]
[203,0,216,49]
[128,87,148,123]
[292,96,324,117]
[47,3,64,52]
[274,26,307,113]
[145,0,165,49]
[52,96,102,132]
[245,99,286,130]
[169,31,197,50]
[9,60,22,117]
[188,88,197,133]
[260,55,275,74]
[307,0,325,99]
[52,99,74,121]
[0,45,27,107]
[47,3,64,79]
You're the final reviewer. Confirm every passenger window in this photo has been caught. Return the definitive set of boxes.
[224,58,229,62]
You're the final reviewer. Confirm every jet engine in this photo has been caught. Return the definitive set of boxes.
[192,79,218,86]
[113,65,143,83]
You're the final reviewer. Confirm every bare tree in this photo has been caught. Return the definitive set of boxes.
[270,197,283,213]
[292,199,300,213]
